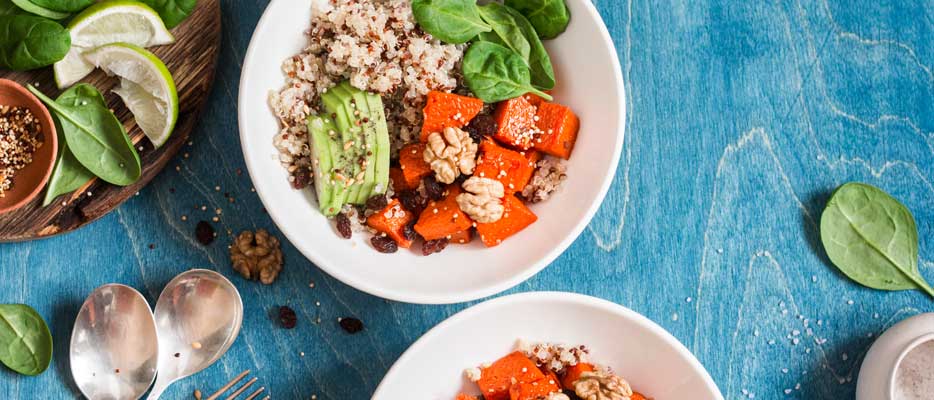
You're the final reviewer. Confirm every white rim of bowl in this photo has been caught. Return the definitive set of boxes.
[237,0,627,304]
[887,332,934,399]
[371,292,723,399]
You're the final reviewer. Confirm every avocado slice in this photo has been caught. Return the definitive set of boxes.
[321,87,358,210]
[306,115,335,214]
[327,83,366,203]
[348,87,378,204]
[364,91,391,195]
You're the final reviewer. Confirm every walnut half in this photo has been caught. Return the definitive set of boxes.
[573,370,633,400]
[456,176,505,223]
[424,126,478,184]
[229,229,283,284]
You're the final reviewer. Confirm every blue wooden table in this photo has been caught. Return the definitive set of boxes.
[3,1,934,398]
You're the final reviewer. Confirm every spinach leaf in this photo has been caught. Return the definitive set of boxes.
[0,0,21,15]
[463,41,552,103]
[0,15,70,71]
[28,0,92,13]
[505,0,570,39]
[43,114,94,206]
[138,0,196,29]
[820,182,934,298]
[412,0,491,44]
[9,0,68,19]
[29,84,141,186]
[0,304,53,376]
[478,3,555,90]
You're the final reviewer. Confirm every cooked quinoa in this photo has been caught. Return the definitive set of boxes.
[522,156,568,203]
[269,0,465,187]
[0,106,43,198]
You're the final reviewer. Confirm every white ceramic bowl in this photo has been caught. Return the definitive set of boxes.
[238,0,625,304]
[372,292,723,399]
[856,313,934,400]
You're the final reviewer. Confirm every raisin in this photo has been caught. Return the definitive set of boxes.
[278,306,297,329]
[466,114,497,143]
[371,235,399,253]
[365,194,388,211]
[422,238,449,256]
[335,213,352,239]
[291,168,312,189]
[195,221,215,245]
[402,221,418,242]
[339,317,364,334]
[423,176,444,201]
[398,190,427,214]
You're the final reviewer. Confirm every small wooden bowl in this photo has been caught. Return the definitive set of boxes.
[0,79,57,214]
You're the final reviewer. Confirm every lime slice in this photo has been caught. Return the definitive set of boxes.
[83,43,178,148]
[54,0,174,89]
[10,0,70,19]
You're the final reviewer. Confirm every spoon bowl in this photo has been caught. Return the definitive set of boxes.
[147,269,243,399]
[71,284,159,400]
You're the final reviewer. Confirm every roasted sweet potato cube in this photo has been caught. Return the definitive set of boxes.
[561,362,594,389]
[508,376,562,400]
[476,195,537,247]
[631,393,649,400]
[366,199,415,248]
[455,395,479,400]
[478,352,546,400]
[533,102,579,159]
[421,91,484,141]
[414,186,473,241]
[474,139,540,194]
[493,96,538,150]
[399,143,432,188]
[448,229,473,244]
[389,167,416,192]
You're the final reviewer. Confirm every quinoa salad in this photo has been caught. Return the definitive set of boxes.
[269,0,579,255]
[458,341,651,400]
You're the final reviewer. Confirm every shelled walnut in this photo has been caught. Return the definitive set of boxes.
[573,370,633,400]
[456,176,505,223]
[424,126,478,184]
[229,229,283,284]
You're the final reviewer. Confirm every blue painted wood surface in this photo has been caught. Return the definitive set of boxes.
[2,0,933,398]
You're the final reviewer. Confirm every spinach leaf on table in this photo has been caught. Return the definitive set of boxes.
[0,304,53,376]
[505,0,570,39]
[28,0,91,13]
[820,182,934,298]
[478,3,555,90]
[138,0,196,29]
[412,0,491,44]
[463,41,552,103]
[43,114,94,206]
[0,15,70,71]
[29,84,142,186]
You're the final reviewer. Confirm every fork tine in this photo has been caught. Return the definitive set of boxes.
[206,370,251,400]
[243,387,266,400]
[224,377,258,400]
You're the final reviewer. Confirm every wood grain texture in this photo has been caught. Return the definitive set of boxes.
[1,0,933,399]
[0,0,221,242]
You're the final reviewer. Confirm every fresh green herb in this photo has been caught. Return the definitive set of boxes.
[462,41,552,103]
[43,114,94,206]
[0,0,21,15]
[0,15,70,71]
[0,304,53,376]
[505,0,570,40]
[820,182,934,298]
[478,3,555,90]
[29,84,142,186]
[28,0,91,13]
[411,0,491,44]
[138,0,196,29]
[9,0,68,19]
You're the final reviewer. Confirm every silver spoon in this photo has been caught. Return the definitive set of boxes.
[71,284,159,400]
[146,269,243,399]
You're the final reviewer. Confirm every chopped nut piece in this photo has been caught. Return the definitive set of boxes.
[229,229,283,284]
[456,177,505,223]
[573,370,633,400]
[424,127,478,184]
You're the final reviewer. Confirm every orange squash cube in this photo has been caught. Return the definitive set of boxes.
[421,91,484,141]
[476,195,537,247]
[399,143,432,189]
[366,199,415,248]
[448,229,473,244]
[414,186,474,241]
[493,96,538,150]
[508,377,561,400]
[533,102,579,159]
[474,139,540,194]
[561,362,594,388]
[478,352,545,400]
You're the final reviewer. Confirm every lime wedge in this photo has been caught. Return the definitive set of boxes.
[83,43,178,148]
[54,0,174,89]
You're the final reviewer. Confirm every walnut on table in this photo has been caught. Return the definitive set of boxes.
[229,229,283,284]
[424,126,478,184]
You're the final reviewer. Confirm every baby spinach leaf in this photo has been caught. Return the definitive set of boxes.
[820,182,934,298]
[478,3,531,61]
[43,114,94,206]
[28,0,92,13]
[505,0,570,40]
[412,0,491,44]
[463,41,552,103]
[0,0,21,15]
[29,84,141,186]
[0,14,71,71]
[9,0,68,19]
[138,0,196,29]
[0,304,53,376]
[500,4,554,90]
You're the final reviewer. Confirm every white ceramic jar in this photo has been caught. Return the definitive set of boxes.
[857,313,934,400]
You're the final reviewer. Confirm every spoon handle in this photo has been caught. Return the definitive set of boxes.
[146,380,171,400]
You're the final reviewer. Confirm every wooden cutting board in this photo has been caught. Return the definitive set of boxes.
[0,0,221,242]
